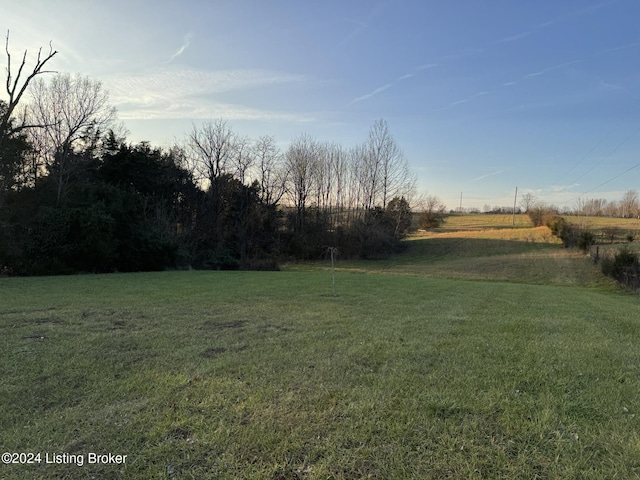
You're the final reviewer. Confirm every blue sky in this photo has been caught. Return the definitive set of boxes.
[3,0,640,209]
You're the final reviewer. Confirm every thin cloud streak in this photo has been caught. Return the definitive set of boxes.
[435,91,490,112]
[107,66,305,102]
[338,1,388,47]
[350,83,393,104]
[472,170,503,182]
[166,32,193,63]
[499,31,531,43]
[105,66,308,121]
[522,59,584,80]
[117,99,315,122]
[350,64,438,105]
[417,63,440,71]
[550,183,579,192]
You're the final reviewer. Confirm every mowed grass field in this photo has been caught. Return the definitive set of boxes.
[2,214,640,479]
[330,215,614,288]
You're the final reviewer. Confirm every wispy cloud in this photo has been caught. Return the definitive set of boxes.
[108,67,305,100]
[550,183,579,192]
[522,59,583,80]
[598,41,640,54]
[416,63,440,71]
[494,2,619,52]
[166,32,193,63]
[339,2,388,47]
[436,91,489,111]
[339,18,367,47]
[472,170,503,182]
[350,63,438,105]
[105,66,309,121]
[350,83,393,104]
[537,0,619,29]
[597,77,639,101]
[523,71,544,79]
[118,99,314,122]
[499,31,531,43]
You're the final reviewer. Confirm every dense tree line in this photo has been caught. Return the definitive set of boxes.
[519,190,640,219]
[0,39,416,275]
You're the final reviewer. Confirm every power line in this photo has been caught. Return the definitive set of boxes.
[555,124,640,206]
[553,123,618,186]
[578,161,640,198]
[570,124,640,185]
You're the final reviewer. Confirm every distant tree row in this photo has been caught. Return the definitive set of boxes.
[572,190,640,218]
[520,190,640,219]
[0,37,417,274]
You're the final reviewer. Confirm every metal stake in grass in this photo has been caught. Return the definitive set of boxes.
[326,246,339,297]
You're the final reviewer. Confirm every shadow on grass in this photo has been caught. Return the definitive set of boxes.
[335,236,610,287]
[402,236,557,264]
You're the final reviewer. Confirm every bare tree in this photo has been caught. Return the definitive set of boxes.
[620,189,639,218]
[327,143,347,228]
[253,135,287,206]
[0,32,57,200]
[0,31,57,146]
[186,119,236,187]
[346,143,367,221]
[419,194,447,229]
[361,119,415,210]
[26,73,116,203]
[519,192,537,213]
[312,142,331,212]
[584,198,607,217]
[285,134,318,231]
[232,135,254,185]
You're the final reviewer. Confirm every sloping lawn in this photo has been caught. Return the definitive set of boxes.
[1,269,640,479]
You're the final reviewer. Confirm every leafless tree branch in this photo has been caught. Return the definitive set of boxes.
[1,30,57,144]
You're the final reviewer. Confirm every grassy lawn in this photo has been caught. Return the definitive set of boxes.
[327,216,612,288]
[436,213,535,231]
[2,216,640,479]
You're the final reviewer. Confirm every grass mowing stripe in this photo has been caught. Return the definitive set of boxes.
[1,270,640,478]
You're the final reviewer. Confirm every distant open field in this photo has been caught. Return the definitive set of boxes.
[329,215,612,288]
[565,215,640,232]
[2,214,639,479]
[436,213,535,231]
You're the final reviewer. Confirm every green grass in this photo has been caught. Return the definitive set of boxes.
[326,217,611,288]
[2,216,640,479]
[566,215,640,231]
[436,213,534,231]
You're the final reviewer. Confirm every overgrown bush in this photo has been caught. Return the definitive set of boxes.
[578,231,596,251]
[528,206,557,227]
[194,249,241,270]
[419,209,447,229]
[545,215,582,248]
[603,226,621,244]
[600,247,640,289]
[545,216,567,236]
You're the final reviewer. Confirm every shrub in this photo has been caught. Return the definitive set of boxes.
[418,209,446,229]
[546,216,567,236]
[528,206,557,227]
[600,247,640,289]
[603,226,620,244]
[194,250,241,270]
[545,215,582,248]
[578,231,596,252]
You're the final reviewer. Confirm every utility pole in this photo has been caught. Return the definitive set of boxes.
[459,192,463,213]
[512,186,518,225]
